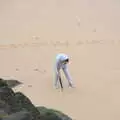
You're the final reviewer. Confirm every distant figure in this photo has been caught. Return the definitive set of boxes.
[54,53,74,88]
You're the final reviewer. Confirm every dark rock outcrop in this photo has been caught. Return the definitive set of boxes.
[0,79,8,87]
[0,80,19,114]
[14,92,41,120]
[2,111,32,120]
[5,80,22,88]
[0,78,22,88]
[37,107,72,120]
[0,78,73,120]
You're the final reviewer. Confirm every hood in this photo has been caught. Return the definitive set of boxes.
[60,54,69,62]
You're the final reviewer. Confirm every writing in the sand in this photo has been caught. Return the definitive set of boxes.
[0,39,120,49]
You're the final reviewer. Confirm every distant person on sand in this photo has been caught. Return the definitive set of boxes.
[54,53,74,88]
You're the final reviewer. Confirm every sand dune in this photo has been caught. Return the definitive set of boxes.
[0,0,120,120]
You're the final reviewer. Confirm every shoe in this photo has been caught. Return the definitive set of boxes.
[54,85,59,89]
[68,83,75,88]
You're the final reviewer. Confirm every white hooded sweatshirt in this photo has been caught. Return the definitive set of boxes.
[54,53,72,84]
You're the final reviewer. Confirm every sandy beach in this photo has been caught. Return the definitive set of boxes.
[0,0,120,119]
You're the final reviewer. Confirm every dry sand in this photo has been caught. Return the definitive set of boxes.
[0,0,120,120]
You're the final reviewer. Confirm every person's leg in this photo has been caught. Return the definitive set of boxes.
[54,70,61,88]
[62,68,74,87]
[54,72,59,88]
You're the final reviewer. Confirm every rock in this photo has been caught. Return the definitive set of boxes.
[0,78,22,88]
[0,100,10,116]
[0,79,8,87]
[0,87,20,114]
[0,87,15,105]
[37,107,61,120]
[0,109,8,118]
[0,78,73,120]
[5,80,22,88]
[2,111,32,120]
[15,92,41,120]
[37,106,72,120]
[0,78,22,113]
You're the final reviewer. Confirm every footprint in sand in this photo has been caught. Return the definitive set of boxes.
[28,85,32,87]
[34,68,39,71]
[16,68,19,71]
[33,69,46,73]
[93,28,96,32]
